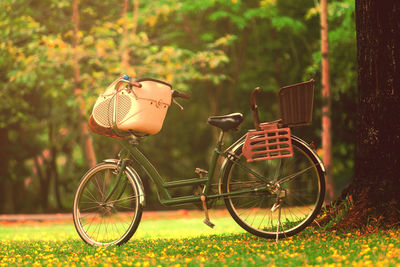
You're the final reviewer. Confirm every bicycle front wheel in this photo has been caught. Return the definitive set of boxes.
[222,137,325,239]
[73,162,143,246]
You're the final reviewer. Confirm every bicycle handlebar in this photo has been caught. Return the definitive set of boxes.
[172,90,190,99]
[125,76,189,100]
[250,87,261,130]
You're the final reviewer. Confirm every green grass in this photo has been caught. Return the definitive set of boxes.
[1,215,400,266]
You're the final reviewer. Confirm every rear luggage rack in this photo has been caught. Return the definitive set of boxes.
[242,123,293,162]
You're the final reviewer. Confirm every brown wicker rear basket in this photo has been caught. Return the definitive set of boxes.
[279,79,315,127]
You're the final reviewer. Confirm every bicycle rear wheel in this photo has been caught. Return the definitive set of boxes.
[73,162,143,246]
[222,137,325,239]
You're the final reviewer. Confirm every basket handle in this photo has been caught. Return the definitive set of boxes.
[250,87,261,130]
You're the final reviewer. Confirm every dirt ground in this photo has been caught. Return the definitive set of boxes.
[0,209,231,225]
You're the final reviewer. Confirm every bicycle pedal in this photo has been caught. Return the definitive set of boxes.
[195,168,208,177]
[203,218,215,228]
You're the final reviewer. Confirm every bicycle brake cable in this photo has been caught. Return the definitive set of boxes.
[172,98,184,110]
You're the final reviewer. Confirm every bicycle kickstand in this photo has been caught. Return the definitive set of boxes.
[272,197,286,243]
[201,195,215,228]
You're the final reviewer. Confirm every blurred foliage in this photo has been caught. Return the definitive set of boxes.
[0,0,356,212]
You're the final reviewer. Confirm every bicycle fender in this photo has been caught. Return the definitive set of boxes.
[290,136,326,174]
[218,141,244,195]
[103,159,146,206]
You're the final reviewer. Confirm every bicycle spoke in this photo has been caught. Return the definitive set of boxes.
[83,187,100,204]
[93,174,105,202]
[79,206,100,212]
[277,166,314,184]
[106,195,137,205]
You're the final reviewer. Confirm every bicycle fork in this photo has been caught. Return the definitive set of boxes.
[104,158,127,203]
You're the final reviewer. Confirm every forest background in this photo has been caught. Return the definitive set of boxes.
[0,0,356,213]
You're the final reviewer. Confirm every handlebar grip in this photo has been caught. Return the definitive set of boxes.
[172,90,190,99]
[129,81,142,88]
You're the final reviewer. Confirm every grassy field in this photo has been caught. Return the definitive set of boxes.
[1,212,400,266]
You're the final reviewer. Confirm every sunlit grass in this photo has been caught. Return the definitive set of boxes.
[1,213,400,266]
[0,213,244,241]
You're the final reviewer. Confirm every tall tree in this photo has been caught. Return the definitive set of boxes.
[335,0,400,228]
[120,0,130,72]
[120,0,140,74]
[320,0,334,202]
[72,0,97,168]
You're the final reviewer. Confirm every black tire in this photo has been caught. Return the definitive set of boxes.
[73,162,143,246]
[222,137,325,239]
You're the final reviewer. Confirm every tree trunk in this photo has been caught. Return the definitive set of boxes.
[72,0,97,168]
[51,145,63,210]
[207,85,222,143]
[120,0,140,74]
[230,28,249,113]
[0,180,13,213]
[11,180,26,212]
[0,129,12,213]
[121,0,130,72]
[320,0,334,202]
[271,29,281,87]
[34,156,51,211]
[335,0,400,229]
[132,0,139,36]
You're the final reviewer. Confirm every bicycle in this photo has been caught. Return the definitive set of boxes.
[73,76,326,246]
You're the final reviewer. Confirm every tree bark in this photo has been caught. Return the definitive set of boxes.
[132,0,139,36]
[34,156,50,211]
[0,129,12,213]
[320,0,334,203]
[334,0,400,229]
[271,29,281,87]
[72,0,97,168]
[120,0,139,74]
[50,146,63,210]
[121,0,130,72]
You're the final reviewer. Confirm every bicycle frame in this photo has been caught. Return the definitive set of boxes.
[115,131,271,207]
